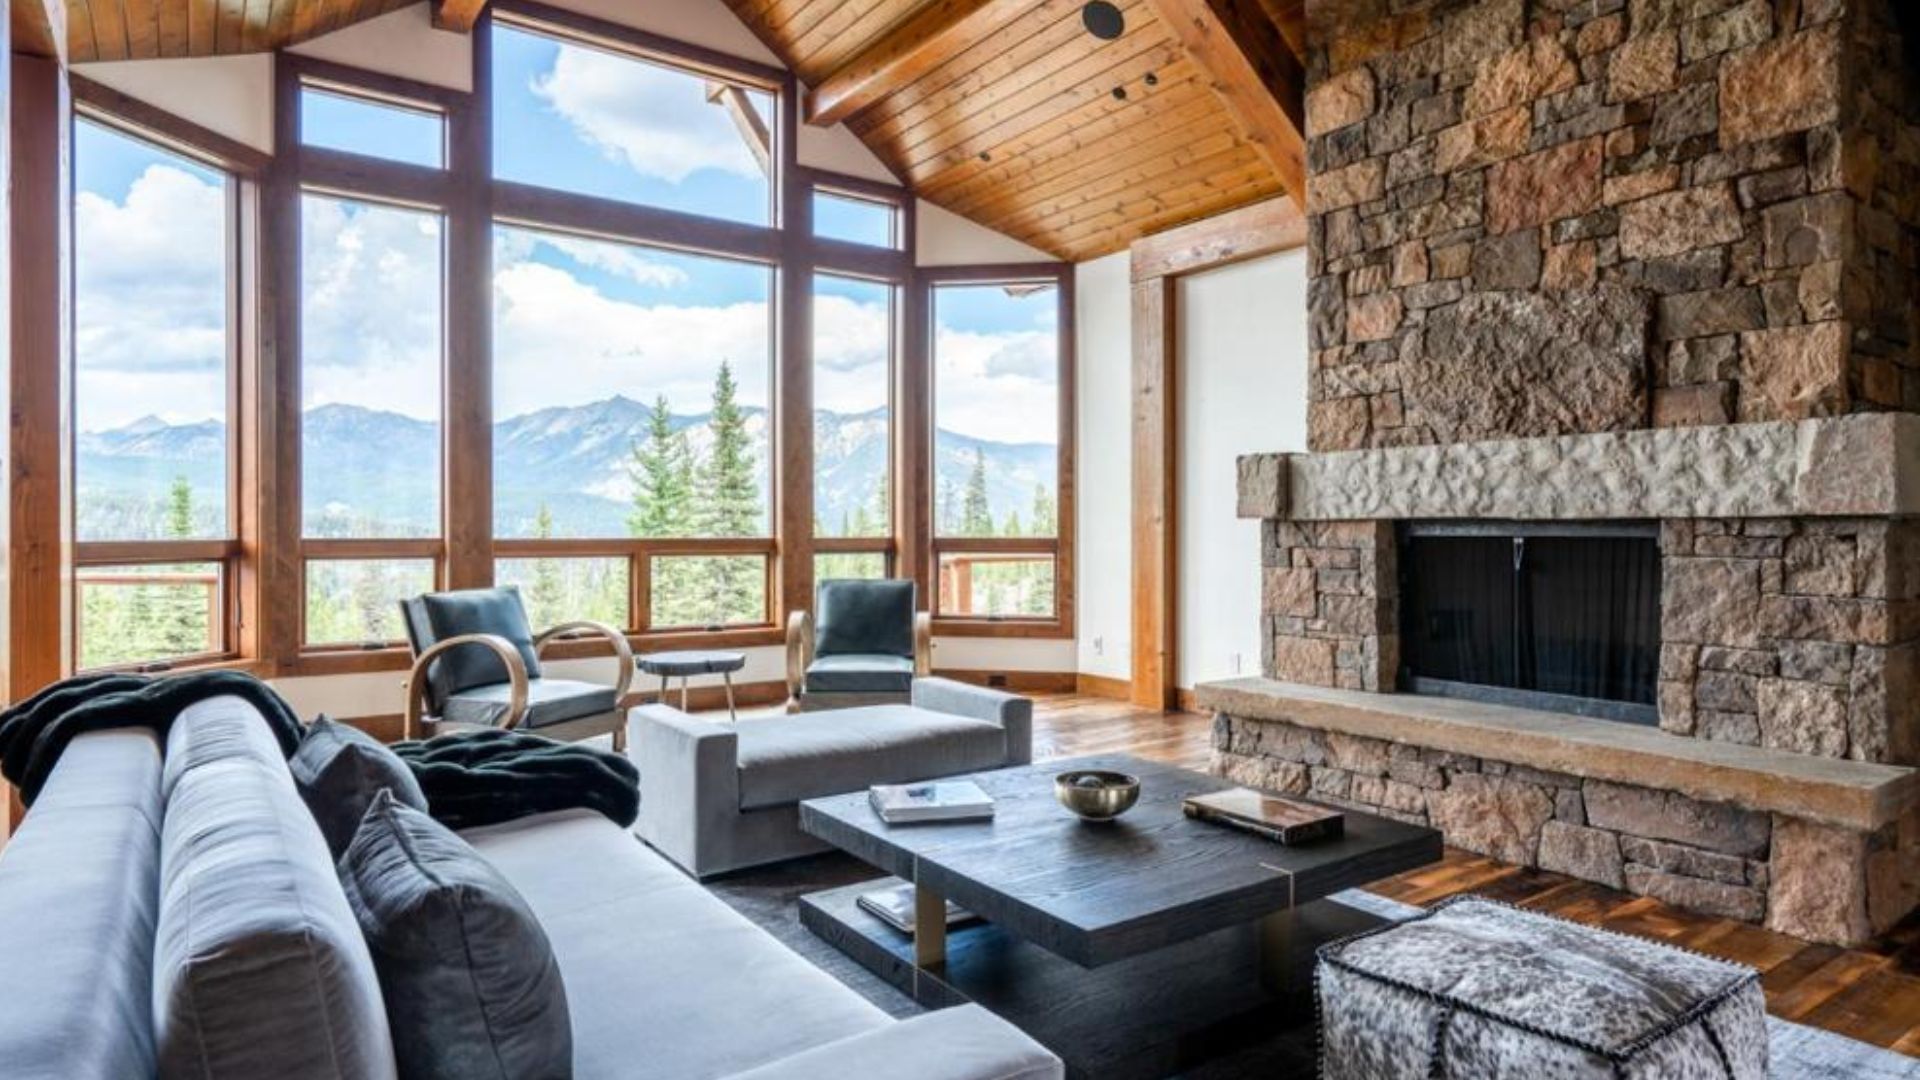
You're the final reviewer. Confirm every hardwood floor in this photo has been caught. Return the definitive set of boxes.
[1027,691,1920,1058]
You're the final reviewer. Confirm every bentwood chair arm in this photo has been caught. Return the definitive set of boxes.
[914,612,933,677]
[534,620,636,701]
[403,633,530,740]
[785,610,814,703]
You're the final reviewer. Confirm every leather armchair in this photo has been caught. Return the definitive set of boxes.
[400,586,634,746]
[785,579,931,712]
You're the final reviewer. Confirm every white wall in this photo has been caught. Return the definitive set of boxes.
[915,200,1054,266]
[1174,251,1309,688]
[1073,252,1132,681]
[1070,248,1311,692]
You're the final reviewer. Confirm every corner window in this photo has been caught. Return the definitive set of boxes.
[300,85,445,168]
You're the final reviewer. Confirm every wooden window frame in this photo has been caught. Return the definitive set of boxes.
[66,80,264,673]
[919,263,1076,640]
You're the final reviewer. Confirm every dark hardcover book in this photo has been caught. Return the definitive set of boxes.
[1182,788,1345,845]
[855,884,979,934]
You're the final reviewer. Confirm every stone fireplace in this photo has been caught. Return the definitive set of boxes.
[1194,0,1920,946]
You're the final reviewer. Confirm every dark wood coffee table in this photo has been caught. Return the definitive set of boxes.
[797,753,1441,1078]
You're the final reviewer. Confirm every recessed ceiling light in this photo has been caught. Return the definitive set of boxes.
[1082,1,1124,41]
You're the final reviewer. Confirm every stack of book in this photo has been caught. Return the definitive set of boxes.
[1182,787,1344,845]
[868,780,995,824]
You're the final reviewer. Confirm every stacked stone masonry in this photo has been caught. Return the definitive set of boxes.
[1213,712,1920,946]
[1303,0,1920,452]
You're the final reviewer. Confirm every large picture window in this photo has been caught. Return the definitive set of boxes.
[491,225,774,629]
[71,117,236,669]
[930,277,1064,622]
[492,19,774,227]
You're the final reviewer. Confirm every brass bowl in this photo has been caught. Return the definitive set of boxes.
[1054,770,1141,821]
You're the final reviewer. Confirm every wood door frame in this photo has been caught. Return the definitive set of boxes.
[1127,197,1305,710]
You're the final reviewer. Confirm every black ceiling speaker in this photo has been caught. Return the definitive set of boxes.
[1082,1,1124,41]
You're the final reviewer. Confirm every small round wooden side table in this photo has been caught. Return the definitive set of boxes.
[636,650,749,720]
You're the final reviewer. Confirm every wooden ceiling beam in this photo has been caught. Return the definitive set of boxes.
[1129,194,1305,280]
[1141,0,1306,207]
[10,0,66,62]
[806,0,1028,128]
[707,80,773,177]
[433,0,488,33]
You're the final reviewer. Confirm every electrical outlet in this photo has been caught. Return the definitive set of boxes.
[988,674,1009,688]
[1231,652,1242,675]
[1093,636,1105,656]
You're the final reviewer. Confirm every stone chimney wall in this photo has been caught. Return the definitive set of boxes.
[1303,0,1920,452]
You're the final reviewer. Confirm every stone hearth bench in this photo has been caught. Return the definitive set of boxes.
[1195,677,1920,948]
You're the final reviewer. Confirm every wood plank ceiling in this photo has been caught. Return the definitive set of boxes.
[57,0,419,61]
[44,0,1305,259]
[730,0,1302,258]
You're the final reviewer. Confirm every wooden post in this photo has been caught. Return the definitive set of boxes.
[775,85,815,628]
[6,53,67,837]
[443,12,494,590]
[1129,277,1177,710]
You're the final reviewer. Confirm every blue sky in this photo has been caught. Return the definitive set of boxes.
[72,28,1058,447]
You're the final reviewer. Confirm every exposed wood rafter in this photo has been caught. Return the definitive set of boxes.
[707,80,773,177]
[10,0,65,61]
[1141,0,1306,207]
[433,0,489,32]
[805,0,1027,128]
[1129,195,1305,281]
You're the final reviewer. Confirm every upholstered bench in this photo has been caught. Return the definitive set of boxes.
[634,677,1032,879]
[1317,896,1767,1079]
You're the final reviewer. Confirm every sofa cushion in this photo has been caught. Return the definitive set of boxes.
[734,706,1007,810]
[341,792,572,1080]
[443,677,618,730]
[155,701,396,1080]
[0,730,164,1080]
[421,587,544,700]
[462,810,889,1080]
[804,653,914,694]
[814,579,915,658]
[291,717,428,857]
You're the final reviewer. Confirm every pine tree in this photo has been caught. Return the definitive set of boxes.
[627,395,693,539]
[528,503,563,628]
[681,362,764,626]
[961,448,992,538]
[1030,483,1056,536]
[146,476,211,658]
[628,395,697,626]
[937,477,958,536]
[167,475,195,538]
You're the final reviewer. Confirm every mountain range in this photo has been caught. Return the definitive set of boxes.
[76,396,1059,541]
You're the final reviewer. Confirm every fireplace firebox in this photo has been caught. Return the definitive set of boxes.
[1398,522,1661,725]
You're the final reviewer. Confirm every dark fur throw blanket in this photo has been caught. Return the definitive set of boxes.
[392,728,640,830]
[0,672,638,832]
[0,670,302,806]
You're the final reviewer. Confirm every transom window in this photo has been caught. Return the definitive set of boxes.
[299,84,445,168]
[491,19,776,227]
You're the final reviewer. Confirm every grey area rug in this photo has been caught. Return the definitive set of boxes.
[708,853,1920,1080]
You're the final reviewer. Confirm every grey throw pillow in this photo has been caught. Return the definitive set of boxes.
[292,717,429,858]
[340,790,573,1080]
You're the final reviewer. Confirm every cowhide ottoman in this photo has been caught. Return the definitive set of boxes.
[1316,896,1767,1079]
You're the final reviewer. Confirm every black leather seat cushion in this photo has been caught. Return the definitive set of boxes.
[805,654,914,694]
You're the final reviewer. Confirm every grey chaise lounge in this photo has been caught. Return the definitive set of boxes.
[0,696,1062,1080]
[637,677,1032,879]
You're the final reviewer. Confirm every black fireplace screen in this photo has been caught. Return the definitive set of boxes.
[1399,522,1661,725]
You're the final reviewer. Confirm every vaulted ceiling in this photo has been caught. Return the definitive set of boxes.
[21,0,1305,260]
[727,0,1304,258]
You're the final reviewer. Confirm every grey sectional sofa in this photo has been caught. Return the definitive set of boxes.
[0,695,1061,1080]
[637,676,1033,879]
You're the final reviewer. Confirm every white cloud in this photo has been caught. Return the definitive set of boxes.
[493,258,771,416]
[299,196,445,420]
[933,326,1060,444]
[532,43,764,184]
[74,164,229,430]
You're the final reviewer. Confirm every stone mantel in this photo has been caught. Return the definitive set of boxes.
[1236,414,1920,523]
[1194,677,1920,834]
